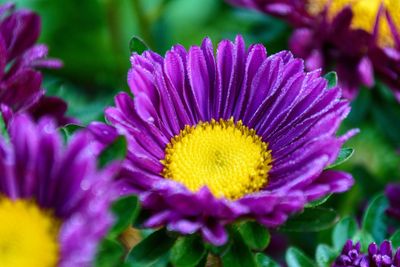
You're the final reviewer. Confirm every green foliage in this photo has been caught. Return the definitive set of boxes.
[361,194,389,244]
[305,194,332,208]
[315,245,336,267]
[326,148,354,169]
[170,235,206,267]
[352,230,375,252]
[221,229,258,267]
[256,253,280,267]
[238,221,270,251]
[324,72,338,89]
[126,228,177,267]
[390,230,400,248]
[61,124,83,142]
[94,195,140,266]
[129,36,149,54]
[98,135,127,167]
[109,195,140,238]
[332,217,357,251]
[95,238,125,267]
[280,208,339,232]
[0,113,8,141]
[286,247,316,267]
[43,77,115,125]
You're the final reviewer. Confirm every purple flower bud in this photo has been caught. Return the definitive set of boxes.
[333,240,400,267]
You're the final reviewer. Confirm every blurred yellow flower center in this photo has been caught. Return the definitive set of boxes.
[161,118,272,200]
[307,0,400,47]
[0,198,59,267]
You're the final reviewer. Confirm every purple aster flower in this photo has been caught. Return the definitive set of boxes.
[386,183,400,221]
[0,114,117,267]
[333,240,400,267]
[95,35,356,246]
[228,0,400,101]
[227,0,311,26]
[0,3,73,125]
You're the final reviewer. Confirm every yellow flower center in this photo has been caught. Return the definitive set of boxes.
[307,0,400,47]
[161,118,272,200]
[0,198,59,267]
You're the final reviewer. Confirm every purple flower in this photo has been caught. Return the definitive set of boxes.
[96,35,355,246]
[228,0,311,26]
[0,3,73,125]
[0,114,117,267]
[386,183,400,221]
[227,0,400,101]
[333,240,400,267]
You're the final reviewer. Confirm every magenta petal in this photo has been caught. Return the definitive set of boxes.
[1,114,116,266]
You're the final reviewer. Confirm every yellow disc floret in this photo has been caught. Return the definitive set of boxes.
[0,198,59,267]
[307,0,400,47]
[161,118,272,200]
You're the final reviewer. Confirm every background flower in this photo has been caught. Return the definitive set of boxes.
[386,183,400,221]
[227,0,400,100]
[0,114,117,267]
[333,240,400,267]
[0,3,73,125]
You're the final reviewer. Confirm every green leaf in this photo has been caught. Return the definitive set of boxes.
[95,238,125,267]
[170,235,206,267]
[0,113,8,141]
[286,247,316,267]
[109,195,140,238]
[126,228,177,267]
[305,194,332,208]
[324,72,338,88]
[353,230,374,252]
[98,135,127,167]
[390,230,400,248]
[315,244,336,267]
[206,240,232,256]
[362,194,389,243]
[256,253,280,267]
[332,217,358,251]
[61,124,83,142]
[326,148,354,169]
[195,254,208,267]
[238,221,270,251]
[221,229,257,267]
[129,36,149,54]
[280,208,339,232]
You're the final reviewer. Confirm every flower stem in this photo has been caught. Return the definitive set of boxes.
[206,253,222,267]
[119,227,142,252]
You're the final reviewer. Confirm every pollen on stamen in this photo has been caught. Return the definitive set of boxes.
[307,0,400,47]
[0,198,59,267]
[161,118,273,200]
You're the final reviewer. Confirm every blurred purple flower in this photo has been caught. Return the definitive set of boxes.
[386,183,400,221]
[0,3,73,125]
[93,35,356,245]
[333,240,400,267]
[0,114,117,267]
[228,0,400,101]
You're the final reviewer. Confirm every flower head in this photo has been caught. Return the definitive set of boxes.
[333,240,400,267]
[228,0,400,100]
[0,114,116,267]
[99,36,355,245]
[0,3,73,125]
